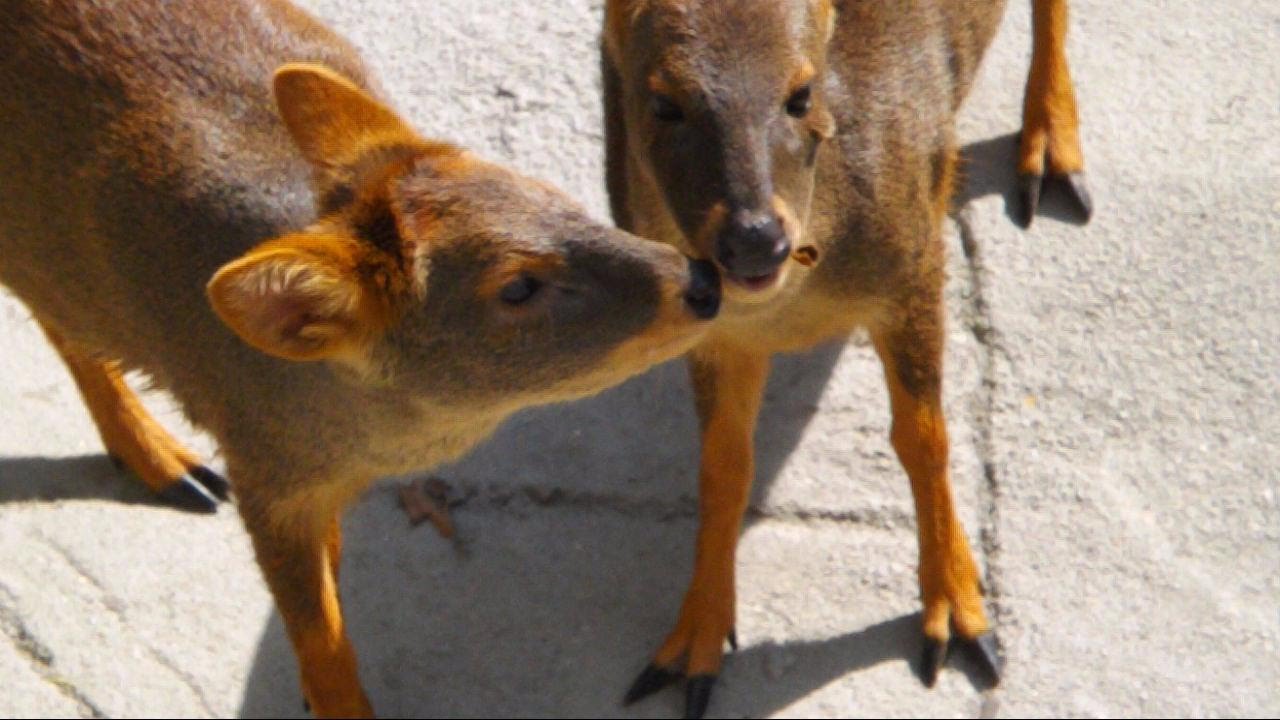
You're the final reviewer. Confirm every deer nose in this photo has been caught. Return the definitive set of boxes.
[683,258,722,319]
[714,210,790,280]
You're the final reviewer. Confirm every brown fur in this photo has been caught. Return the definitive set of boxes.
[0,0,721,716]
[603,0,1086,700]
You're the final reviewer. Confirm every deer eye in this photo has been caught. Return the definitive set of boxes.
[651,94,685,123]
[499,275,543,305]
[785,84,812,118]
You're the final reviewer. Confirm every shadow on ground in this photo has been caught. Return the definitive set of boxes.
[0,454,174,508]
[4,134,1021,718]
[238,340,858,717]
[957,131,1093,226]
[237,330,990,716]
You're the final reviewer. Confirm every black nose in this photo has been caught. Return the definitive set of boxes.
[683,258,721,320]
[715,211,790,279]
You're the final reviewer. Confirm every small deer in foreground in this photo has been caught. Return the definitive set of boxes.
[603,0,1091,715]
[0,0,721,715]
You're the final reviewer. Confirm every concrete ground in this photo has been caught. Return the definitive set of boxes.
[1,0,1276,717]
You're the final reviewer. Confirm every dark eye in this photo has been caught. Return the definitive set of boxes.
[499,275,543,305]
[785,84,812,118]
[652,94,685,123]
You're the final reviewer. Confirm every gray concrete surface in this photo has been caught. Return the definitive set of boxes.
[1,0,1277,717]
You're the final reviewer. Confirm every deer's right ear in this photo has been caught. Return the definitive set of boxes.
[207,231,398,363]
[272,63,421,169]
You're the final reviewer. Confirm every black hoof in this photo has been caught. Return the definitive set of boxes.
[921,637,949,688]
[958,632,1003,686]
[1060,171,1094,222]
[623,663,681,706]
[158,475,219,513]
[684,674,717,719]
[188,465,231,500]
[726,628,738,652]
[1017,173,1044,228]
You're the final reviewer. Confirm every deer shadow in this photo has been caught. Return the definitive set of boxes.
[237,336,993,717]
[0,453,184,508]
[957,131,1093,226]
[234,134,1029,715]
[4,133,1021,716]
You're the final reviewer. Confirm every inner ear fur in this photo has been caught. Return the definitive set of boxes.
[207,231,402,363]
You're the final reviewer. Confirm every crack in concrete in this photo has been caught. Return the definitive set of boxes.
[410,479,917,530]
[31,530,109,595]
[30,531,219,717]
[0,581,106,719]
[952,207,1009,640]
[141,646,219,718]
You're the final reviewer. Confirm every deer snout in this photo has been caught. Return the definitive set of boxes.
[714,209,790,282]
[683,258,722,319]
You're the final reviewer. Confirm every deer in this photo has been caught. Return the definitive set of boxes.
[601,0,1091,715]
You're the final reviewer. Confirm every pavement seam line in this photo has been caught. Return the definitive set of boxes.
[0,580,107,719]
[952,207,1008,643]
[392,480,918,530]
[30,530,220,717]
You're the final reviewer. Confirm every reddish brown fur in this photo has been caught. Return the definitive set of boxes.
[603,0,1087,704]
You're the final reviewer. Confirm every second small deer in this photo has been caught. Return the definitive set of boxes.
[603,0,1092,715]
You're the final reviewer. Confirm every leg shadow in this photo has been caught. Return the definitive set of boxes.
[0,454,173,508]
[238,341,861,717]
[957,131,1092,225]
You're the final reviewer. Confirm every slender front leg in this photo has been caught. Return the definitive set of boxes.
[35,317,229,510]
[235,479,372,718]
[1018,0,1092,225]
[872,310,998,687]
[625,342,770,718]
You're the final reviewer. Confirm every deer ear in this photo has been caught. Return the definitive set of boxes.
[272,62,420,168]
[812,106,836,141]
[207,232,393,362]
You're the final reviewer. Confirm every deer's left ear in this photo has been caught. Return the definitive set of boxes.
[812,106,836,141]
[815,0,837,43]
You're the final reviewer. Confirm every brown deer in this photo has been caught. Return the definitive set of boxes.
[602,0,1091,715]
[0,0,722,715]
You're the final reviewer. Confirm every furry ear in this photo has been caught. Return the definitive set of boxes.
[207,231,394,362]
[814,0,837,43]
[272,63,420,168]
[812,107,836,141]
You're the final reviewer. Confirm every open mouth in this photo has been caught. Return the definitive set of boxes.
[719,244,818,292]
[724,267,782,292]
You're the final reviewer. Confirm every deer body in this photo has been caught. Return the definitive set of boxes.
[1,0,722,715]
[604,1,1088,716]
